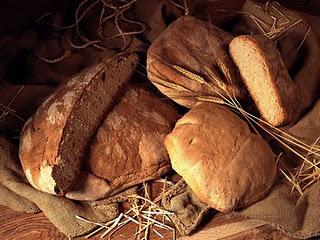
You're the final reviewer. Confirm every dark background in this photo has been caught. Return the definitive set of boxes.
[0,0,319,38]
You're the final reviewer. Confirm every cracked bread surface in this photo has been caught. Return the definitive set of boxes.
[87,84,180,196]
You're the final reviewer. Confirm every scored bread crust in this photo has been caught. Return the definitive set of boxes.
[229,35,301,126]
[165,103,277,212]
[19,54,139,195]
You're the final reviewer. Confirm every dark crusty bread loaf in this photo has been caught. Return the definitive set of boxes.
[19,54,138,195]
[165,103,277,212]
[86,84,180,196]
[229,35,301,126]
[147,16,248,108]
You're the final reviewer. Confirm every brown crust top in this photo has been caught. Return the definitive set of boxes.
[147,15,247,108]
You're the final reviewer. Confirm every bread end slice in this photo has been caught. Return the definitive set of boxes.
[229,35,300,126]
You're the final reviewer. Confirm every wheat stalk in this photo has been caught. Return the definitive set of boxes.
[76,179,176,239]
[148,47,320,194]
[244,2,310,50]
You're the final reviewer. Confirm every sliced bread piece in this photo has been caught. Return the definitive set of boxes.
[229,35,301,126]
[19,54,138,195]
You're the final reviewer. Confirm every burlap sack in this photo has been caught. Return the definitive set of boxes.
[239,100,320,239]
[161,179,211,235]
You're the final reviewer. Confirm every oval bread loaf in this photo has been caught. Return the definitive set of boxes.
[19,54,138,195]
[165,103,277,212]
[147,16,248,108]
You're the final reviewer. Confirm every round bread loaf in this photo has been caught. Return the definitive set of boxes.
[165,103,277,212]
[19,54,138,195]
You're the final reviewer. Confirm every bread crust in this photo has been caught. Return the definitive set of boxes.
[87,85,180,196]
[147,16,248,108]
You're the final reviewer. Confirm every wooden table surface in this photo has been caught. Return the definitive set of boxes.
[0,204,298,240]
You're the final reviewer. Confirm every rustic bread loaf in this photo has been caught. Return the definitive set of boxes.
[147,16,248,108]
[165,103,277,212]
[229,35,301,126]
[19,54,138,195]
[86,84,180,197]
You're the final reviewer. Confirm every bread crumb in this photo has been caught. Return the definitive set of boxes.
[37,163,56,194]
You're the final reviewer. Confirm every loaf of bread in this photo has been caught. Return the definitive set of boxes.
[229,35,301,126]
[84,84,180,198]
[165,103,277,212]
[19,54,138,195]
[147,16,248,108]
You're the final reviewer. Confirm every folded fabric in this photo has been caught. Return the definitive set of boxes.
[161,179,211,236]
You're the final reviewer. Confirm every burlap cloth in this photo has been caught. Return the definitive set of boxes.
[239,100,320,239]
[1,0,320,239]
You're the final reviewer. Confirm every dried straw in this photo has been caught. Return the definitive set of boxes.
[30,0,188,63]
[243,2,310,50]
[76,179,176,239]
[169,0,190,15]
[0,85,25,123]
